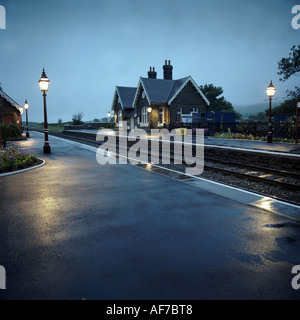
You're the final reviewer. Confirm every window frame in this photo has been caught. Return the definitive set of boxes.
[140,106,148,126]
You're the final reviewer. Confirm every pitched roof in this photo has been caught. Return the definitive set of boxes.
[166,77,190,102]
[140,77,177,104]
[0,86,23,114]
[116,86,136,109]
[133,76,210,107]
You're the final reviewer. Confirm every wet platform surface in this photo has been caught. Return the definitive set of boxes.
[0,131,300,300]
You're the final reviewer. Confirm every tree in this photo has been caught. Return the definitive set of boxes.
[266,97,299,117]
[271,45,300,116]
[199,83,235,113]
[72,111,84,125]
[277,45,300,81]
[57,118,63,124]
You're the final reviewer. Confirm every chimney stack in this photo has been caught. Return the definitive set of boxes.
[148,66,157,79]
[163,60,173,80]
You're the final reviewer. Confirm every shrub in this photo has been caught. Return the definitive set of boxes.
[0,146,38,173]
[233,133,244,139]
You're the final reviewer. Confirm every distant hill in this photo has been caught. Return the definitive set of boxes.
[235,101,282,117]
[22,121,40,127]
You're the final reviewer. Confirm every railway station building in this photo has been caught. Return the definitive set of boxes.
[111,60,210,130]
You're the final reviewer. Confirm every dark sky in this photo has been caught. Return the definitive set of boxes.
[0,0,299,122]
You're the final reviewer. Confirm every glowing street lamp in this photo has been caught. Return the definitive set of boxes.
[147,106,152,129]
[107,110,112,128]
[266,80,276,144]
[24,99,30,138]
[38,68,51,154]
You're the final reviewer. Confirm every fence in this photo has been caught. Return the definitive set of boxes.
[170,120,299,140]
[64,120,299,140]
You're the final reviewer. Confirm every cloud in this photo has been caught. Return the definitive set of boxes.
[0,0,299,122]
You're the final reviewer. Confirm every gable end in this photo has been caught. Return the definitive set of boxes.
[168,76,210,106]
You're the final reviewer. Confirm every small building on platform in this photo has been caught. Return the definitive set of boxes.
[111,61,210,130]
[0,86,23,128]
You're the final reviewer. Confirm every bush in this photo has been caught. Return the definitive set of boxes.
[0,146,39,173]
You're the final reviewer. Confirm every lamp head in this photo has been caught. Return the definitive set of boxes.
[38,68,50,92]
[24,99,29,109]
[266,80,276,98]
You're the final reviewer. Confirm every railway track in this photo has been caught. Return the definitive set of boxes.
[45,130,300,205]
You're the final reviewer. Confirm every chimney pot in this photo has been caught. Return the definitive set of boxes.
[163,60,173,80]
[148,66,157,79]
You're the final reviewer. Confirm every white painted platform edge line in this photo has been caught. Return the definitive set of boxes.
[0,159,45,177]
[49,132,300,211]
[139,163,300,210]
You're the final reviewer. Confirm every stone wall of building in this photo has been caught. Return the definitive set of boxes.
[169,81,208,123]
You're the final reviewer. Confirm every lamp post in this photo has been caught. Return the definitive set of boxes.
[266,80,276,144]
[38,68,51,154]
[147,106,152,128]
[107,111,111,128]
[24,99,30,138]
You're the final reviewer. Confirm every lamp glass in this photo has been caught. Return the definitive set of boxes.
[107,111,111,118]
[147,107,152,113]
[266,82,276,97]
[39,77,50,92]
[24,101,29,109]
[39,69,50,92]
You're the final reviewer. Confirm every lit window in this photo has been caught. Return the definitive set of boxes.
[141,106,148,125]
